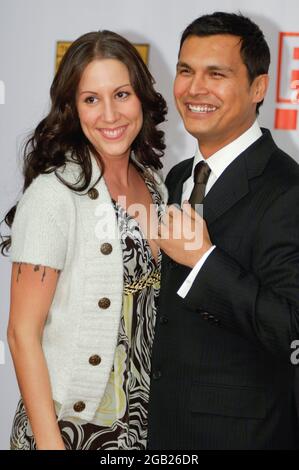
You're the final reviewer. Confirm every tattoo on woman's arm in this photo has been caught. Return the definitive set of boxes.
[33,265,46,282]
[16,263,22,283]
[16,263,60,283]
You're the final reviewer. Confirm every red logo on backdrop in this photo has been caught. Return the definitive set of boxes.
[275,32,299,130]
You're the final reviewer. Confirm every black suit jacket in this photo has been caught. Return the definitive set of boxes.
[148,129,299,449]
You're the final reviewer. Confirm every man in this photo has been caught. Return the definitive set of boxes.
[148,12,299,449]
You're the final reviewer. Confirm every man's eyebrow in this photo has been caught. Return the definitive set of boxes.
[176,61,192,71]
[206,65,234,73]
[176,62,234,73]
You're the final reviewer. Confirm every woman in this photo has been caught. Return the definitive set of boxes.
[1,30,167,450]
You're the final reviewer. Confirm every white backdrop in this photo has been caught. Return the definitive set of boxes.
[1,0,299,449]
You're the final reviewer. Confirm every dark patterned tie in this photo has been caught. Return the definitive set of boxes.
[189,161,211,208]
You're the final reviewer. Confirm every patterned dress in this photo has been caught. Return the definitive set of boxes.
[10,171,163,450]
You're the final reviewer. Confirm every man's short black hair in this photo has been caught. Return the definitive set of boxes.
[180,12,271,113]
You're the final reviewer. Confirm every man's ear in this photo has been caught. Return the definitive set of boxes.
[252,74,269,104]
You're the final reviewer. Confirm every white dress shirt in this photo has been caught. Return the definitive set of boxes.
[177,120,262,298]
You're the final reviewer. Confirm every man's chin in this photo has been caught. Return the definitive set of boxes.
[184,127,210,142]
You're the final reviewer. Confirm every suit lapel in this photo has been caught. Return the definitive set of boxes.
[203,129,277,225]
[167,158,193,205]
[166,129,277,225]
[203,153,249,225]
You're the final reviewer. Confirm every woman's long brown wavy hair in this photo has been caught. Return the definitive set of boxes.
[0,30,167,255]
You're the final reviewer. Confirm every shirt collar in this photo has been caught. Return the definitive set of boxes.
[192,120,262,179]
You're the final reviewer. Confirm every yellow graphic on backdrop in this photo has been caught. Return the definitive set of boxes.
[56,41,149,72]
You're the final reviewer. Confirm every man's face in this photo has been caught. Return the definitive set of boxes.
[174,34,268,157]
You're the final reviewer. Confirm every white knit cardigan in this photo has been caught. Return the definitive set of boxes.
[11,154,167,421]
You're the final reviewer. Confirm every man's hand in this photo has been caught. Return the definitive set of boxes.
[156,201,212,268]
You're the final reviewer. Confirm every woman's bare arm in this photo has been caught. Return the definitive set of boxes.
[7,263,65,450]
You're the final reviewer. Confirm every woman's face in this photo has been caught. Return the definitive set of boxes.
[76,58,143,161]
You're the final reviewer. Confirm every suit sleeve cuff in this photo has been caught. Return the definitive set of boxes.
[177,246,216,298]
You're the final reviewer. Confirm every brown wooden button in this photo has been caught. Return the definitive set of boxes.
[98,298,111,309]
[89,355,101,366]
[100,243,113,255]
[73,401,86,412]
[88,188,99,200]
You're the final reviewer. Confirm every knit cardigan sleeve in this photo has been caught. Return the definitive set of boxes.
[11,173,71,270]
